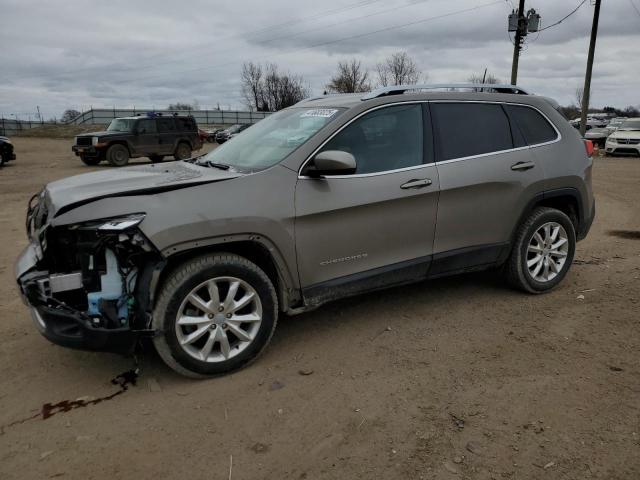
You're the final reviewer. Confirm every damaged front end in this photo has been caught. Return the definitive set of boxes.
[16,192,163,353]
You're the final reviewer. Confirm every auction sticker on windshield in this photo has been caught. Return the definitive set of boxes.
[301,109,338,118]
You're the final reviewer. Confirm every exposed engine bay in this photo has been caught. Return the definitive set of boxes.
[19,209,163,352]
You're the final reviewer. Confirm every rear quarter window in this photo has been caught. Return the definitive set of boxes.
[505,105,558,145]
[431,103,513,160]
[176,117,196,132]
[157,118,177,133]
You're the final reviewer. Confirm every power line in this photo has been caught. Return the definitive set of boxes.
[539,0,589,31]
[628,0,640,18]
[0,0,388,82]
[246,0,385,37]
[252,0,431,47]
[111,0,504,85]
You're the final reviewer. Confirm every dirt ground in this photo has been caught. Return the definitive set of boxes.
[0,137,638,480]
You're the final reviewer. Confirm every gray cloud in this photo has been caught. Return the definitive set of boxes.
[1,0,638,120]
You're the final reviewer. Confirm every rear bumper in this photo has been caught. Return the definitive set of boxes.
[577,199,595,241]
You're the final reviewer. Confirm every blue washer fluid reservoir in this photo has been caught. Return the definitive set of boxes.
[87,249,128,320]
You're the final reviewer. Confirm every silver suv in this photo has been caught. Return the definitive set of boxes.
[16,84,595,377]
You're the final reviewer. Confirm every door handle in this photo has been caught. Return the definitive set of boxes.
[400,178,432,189]
[511,161,535,171]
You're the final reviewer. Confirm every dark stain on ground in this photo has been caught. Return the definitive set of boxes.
[609,230,640,240]
[41,369,138,420]
[0,369,138,434]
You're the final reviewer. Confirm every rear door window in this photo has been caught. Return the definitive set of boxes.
[431,103,513,161]
[505,105,558,145]
[136,119,157,134]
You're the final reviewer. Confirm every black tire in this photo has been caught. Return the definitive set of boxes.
[106,144,130,167]
[149,154,164,163]
[174,142,191,160]
[152,253,278,378]
[505,207,576,294]
[80,155,101,166]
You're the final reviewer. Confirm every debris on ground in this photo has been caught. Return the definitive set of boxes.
[269,381,285,391]
[147,377,162,393]
[466,441,482,455]
[449,413,465,430]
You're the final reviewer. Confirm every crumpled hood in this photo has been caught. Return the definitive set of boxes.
[46,161,241,216]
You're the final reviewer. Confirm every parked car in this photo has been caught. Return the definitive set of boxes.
[215,124,251,144]
[203,128,224,143]
[605,118,640,156]
[605,117,627,134]
[570,118,607,131]
[16,84,595,377]
[72,114,203,166]
[0,136,16,166]
[198,128,209,144]
[584,127,610,147]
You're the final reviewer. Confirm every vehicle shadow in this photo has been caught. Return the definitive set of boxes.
[138,268,513,380]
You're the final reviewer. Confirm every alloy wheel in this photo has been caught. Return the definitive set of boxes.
[175,276,263,363]
[526,221,569,282]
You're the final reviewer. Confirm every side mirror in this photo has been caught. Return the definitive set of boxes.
[307,150,356,177]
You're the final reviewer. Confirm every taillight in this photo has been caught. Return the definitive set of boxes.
[584,139,594,157]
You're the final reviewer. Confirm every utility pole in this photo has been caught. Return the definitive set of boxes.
[579,0,601,137]
[510,0,526,85]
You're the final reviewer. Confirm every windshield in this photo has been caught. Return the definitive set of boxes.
[618,119,640,131]
[107,118,136,132]
[199,107,343,171]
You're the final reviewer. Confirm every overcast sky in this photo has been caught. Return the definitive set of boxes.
[0,0,638,119]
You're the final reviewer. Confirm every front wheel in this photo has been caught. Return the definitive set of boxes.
[505,207,576,293]
[106,144,130,166]
[152,253,278,377]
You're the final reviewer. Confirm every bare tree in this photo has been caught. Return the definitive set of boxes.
[61,109,81,123]
[375,52,421,87]
[241,62,264,111]
[575,87,584,107]
[167,102,194,111]
[326,59,371,93]
[467,72,500,84]
[240,62,310,112]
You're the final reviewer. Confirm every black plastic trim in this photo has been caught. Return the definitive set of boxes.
[428,242,510,277]
[302,242,512,308]
[303,256,432,307]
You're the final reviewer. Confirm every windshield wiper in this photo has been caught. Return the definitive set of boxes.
[204,160,230,170]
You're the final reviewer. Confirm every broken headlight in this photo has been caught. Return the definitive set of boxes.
[69,213,146,232]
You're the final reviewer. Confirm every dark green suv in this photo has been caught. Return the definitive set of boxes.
[72,114,203,166]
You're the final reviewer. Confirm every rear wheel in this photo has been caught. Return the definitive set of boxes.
[106,144,130,167]
[505,207,576,293]
[149,154,164,163]
[80,155,101,166]
[174,142,191,160]
[152,253,278,377]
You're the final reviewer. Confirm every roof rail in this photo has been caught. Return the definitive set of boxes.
[361,83,530,101]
